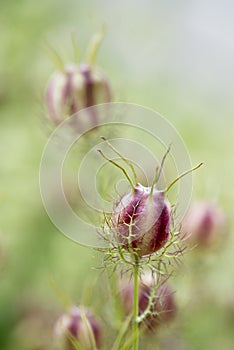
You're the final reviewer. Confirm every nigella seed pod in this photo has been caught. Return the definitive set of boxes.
[45,63,112,125]
[181,202,227,248]
[112,183,170,257]
[119,274,176,329]
[54,306,102,350]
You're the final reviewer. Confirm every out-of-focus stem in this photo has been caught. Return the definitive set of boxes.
[133,256,139,350]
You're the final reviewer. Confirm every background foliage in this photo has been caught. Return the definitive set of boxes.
[0,1,233,349]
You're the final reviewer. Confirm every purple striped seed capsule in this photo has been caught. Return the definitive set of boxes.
[112,183,171,257]
[182,202,226,248]
[54,306,102,350]
[45,63,112,125]
[119,274,176,329]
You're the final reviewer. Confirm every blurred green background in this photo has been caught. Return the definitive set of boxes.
[0,0,234,349]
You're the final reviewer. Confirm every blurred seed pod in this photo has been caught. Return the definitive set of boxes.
[181,201,227,249]
[45,63,112,126]
[119,273,176,330]
[54,306,102,350]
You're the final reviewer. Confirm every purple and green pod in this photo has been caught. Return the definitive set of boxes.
[45,63,112,125]
[54,306,102,350]
[119,273,176,329]
[112,183,171,257]
[182,201,226,248]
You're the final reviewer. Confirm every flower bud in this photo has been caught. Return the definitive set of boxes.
[112,183,170,257]
[45,63,112,125]
[54,306,102,350]
[119,274,176,329]
[181,202,226,248]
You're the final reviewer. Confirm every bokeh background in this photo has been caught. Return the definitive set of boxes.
[0,0,234,349]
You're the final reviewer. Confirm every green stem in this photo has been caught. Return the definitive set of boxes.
[133,256,139,350]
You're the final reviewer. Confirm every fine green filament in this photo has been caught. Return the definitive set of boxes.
[101,136,137,185]
[97,149,135,190]
[42,41,64,72]
[150,144,171,197]
[150,165,159,197]
[165,162,204,193]
[86,25,106,65]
